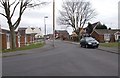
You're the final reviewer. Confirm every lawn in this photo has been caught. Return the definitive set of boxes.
[100,42,119,47]
[2,42,45,53]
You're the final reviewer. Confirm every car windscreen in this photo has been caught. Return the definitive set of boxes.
[85,37,96,42]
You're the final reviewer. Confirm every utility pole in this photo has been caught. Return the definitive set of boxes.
[53,0,55,47]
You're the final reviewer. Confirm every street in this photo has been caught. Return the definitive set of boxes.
[2,40,118,76]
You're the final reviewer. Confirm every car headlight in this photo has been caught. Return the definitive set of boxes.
[88,42,92,45]
[97,42,99,44]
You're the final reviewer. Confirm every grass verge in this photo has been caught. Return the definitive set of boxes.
[100,42,119,47]
[2,42,45,53]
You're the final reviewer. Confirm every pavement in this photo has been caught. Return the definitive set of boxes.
[2,40,119,57]
[64,41,119,54]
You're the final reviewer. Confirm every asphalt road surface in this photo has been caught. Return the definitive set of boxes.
[2,40,118,76]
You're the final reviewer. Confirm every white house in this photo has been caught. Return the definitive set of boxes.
[114,31,120,41]
[34,27,43,38]
[25,27,43,43]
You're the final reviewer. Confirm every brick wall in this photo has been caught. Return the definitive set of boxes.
[92,31,104,43]
[2,34,7,49]
[27,35,31,44]
[110,35,115,42]
[20,36,25,47]
[92,31,115,43]
[16,36,18,48]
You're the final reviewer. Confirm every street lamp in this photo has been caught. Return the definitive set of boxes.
[44,16,48,43]
[53,0,55,47]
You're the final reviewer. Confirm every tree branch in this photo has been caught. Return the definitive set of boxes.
[10,2,19,18]
[10,0,16,6]
[0,12,7,17]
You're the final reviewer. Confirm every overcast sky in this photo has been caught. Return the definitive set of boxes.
[0,0,119,35]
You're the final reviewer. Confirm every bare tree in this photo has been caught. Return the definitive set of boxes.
[0,0,47,49]
[58,0,97,33]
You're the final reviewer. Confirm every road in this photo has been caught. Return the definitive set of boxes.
[2,40,118,76]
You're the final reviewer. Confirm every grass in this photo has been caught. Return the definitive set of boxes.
[2,42,45,53]
[100,42,120,47]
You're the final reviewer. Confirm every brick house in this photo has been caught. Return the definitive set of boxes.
[85,22,120,43]
[55,30,69,40]
[18,27,35,47]
[1,26,43,50]
[91,29,117,43]
[18,27,43,47]
[18,27,26,47]
[1,28,18,50]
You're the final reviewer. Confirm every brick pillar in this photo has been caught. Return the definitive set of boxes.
[2,34,7,49]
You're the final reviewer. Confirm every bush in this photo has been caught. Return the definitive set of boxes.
[72,36,79,42]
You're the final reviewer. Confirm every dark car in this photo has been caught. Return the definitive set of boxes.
[80,37,99,48]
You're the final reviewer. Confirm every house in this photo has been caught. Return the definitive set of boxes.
[18,27,26,47]
[91,29,117,43]
[1,28,18,49]
[18,27,43,47]
[83,22,120,43]
[55,30,69,40]
[1,26,43,50]
[113,29,120,41]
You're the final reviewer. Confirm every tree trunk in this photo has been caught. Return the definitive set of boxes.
[10,27,16,49]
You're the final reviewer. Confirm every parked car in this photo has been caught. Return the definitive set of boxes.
[80,37,99,48]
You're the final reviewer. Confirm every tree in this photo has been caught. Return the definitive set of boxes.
[58,0,97,33]
[0,0,46,49]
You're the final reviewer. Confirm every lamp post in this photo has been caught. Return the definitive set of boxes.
[53,0,55,47]
[44,16,48,44]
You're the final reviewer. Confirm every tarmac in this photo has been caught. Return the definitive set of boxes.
[65,41,119,54]
[2,41,54,57]
[2,40,119,57]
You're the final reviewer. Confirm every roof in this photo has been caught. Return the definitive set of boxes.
[87,22,101,28]
[92,22,101,28]
[55,30,69,34]
[18,27,41,31]
[18,27,27,30]
[94,29,117,35]
[111,29,120,31]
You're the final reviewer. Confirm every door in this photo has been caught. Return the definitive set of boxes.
[6,34,10,49]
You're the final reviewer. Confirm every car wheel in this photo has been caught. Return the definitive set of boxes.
[80,45,82,47]
[84,44,87,48]
[95,46,98,48]
[86,45,89,48]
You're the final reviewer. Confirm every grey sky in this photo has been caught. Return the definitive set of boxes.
[0,0,119,35]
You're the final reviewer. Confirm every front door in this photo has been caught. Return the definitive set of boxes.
[6,34,10,49]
